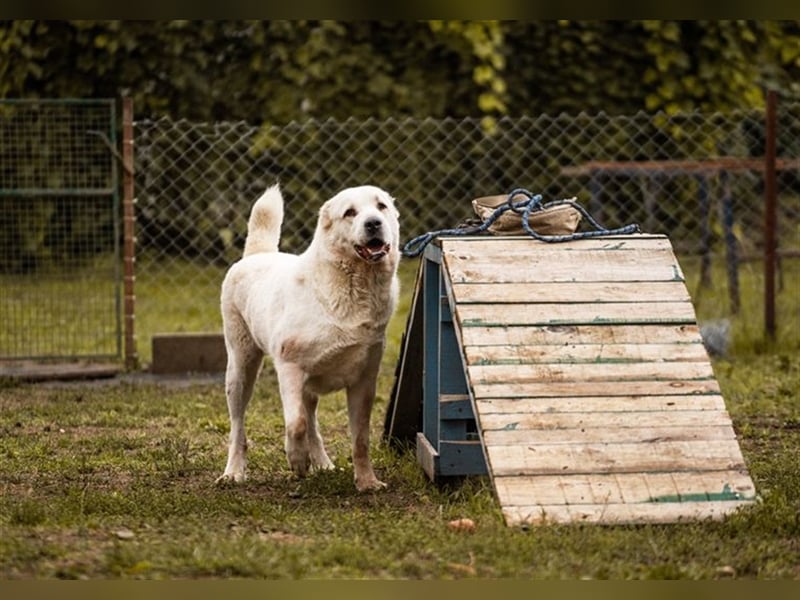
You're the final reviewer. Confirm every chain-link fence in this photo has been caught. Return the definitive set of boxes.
[130,103,799,362]
[1,100,795,367]
[0,99,121,362]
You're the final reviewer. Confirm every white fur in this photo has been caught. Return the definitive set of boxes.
[217,183,400,491]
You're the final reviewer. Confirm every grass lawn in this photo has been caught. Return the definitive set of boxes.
[0,253,798,579]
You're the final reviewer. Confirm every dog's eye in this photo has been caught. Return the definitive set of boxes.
[376,202,387,211]
[344,208,357,218]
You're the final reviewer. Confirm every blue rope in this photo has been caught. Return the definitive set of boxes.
[401,188,640,258]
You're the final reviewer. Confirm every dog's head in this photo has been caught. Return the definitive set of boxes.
[317,186,400,268]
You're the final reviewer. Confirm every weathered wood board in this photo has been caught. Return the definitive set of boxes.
[439,235,756,526]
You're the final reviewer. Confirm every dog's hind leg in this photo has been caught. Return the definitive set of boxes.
[217,333,263,484]
[275,360,311,477]
[303,390,334,471]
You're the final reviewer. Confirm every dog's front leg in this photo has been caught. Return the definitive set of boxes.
[275,360,311,477]
[346,348,386,491]
[304,390,334,471]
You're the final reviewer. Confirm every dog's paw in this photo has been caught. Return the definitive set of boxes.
[355,476,387,493]
[285,431,311,478]
[287,452,311,478]
[310,452,335,472]
[215,472,246,485]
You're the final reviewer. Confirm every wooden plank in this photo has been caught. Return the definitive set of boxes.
[457,302,697,327]
[416,432,439,481]
[502,500,754,526]
[444,244,682,276]
[460,324,702,347]
[479,409,733,431]
[472,379,721,399]
[485,440,747,477]
[446,251,681,270]
[494,470,757,506]
[452,281,691,304]
[445,259,685,284]
[442,235,672,254]
[465,342,710,365]
[469,361,716,385]
[476,395,727,414]
[482,425,736,445]
[444,246,683,263]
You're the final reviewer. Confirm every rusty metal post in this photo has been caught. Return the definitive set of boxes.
[122,98,138,369]
[764,89,778,341]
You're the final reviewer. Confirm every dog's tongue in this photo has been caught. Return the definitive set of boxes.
[356,240,390,262]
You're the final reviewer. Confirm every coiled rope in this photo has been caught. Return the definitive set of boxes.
[401,187,640,258]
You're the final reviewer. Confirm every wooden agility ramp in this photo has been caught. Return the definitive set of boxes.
[384,234,757,526]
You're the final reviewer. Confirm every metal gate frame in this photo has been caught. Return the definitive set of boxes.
[0,98,124,364]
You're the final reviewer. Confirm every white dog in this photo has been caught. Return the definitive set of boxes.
[217,183,400,491]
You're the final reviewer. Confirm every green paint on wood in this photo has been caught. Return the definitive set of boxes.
[462,319,489,327]
[649,483,743,503]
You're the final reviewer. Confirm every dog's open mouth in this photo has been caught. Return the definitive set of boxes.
[355,238,390,262]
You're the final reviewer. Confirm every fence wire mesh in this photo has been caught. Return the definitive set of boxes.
[1,99,796,365]
[133,104,799,361]
[0,99,121,361]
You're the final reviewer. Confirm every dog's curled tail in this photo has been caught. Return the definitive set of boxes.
[243,184,283,257]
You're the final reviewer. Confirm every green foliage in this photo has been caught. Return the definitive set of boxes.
[3,21,799,123]
[429,20,507,132]
[503,21,800,117]
[0,21,482,123]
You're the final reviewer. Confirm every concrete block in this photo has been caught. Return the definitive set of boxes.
[151,333,226,374]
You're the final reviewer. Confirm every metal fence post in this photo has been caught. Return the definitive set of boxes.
[122,97,138,369]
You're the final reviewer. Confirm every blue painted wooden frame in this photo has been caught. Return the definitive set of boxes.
[415,242,488,480]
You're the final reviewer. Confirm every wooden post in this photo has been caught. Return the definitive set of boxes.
[764,90,778,341]
[122,98,138,369]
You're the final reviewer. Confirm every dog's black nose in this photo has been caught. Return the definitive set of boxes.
[364,218,382,235]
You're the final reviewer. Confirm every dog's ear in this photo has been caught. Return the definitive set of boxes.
[319,201,333,231]
[387,194,400,220]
